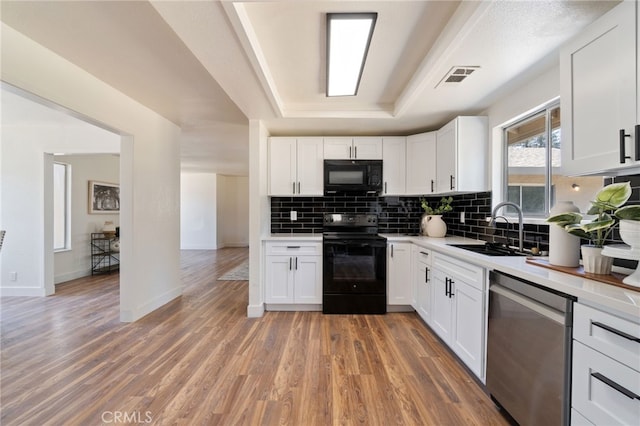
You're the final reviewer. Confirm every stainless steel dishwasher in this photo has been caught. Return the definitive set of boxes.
[487,271,576,426]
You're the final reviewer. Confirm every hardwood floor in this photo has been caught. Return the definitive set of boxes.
[1,248,509,425]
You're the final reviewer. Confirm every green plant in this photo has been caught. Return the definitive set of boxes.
[421,196,453,215]
[546,182,640,247]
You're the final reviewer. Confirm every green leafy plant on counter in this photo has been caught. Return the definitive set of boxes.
[546,182,640,247]
[420,196,453,215]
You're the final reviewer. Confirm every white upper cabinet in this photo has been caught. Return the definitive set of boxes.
[561,0,639,175]
[324,137,382,160]
[387,242,412,305]
[406,131,437,195]
[381,137,406,195]
[435,116,488,193]
[268,137,324,196]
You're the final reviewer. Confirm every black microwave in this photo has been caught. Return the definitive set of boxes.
[324,160,383,195]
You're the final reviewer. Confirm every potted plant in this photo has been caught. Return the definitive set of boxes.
[420,196,453,237]
[546,182,637,274]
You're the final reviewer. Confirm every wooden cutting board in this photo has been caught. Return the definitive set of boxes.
[525,257,640,292]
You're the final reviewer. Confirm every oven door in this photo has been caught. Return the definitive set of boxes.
[323,238,386,294]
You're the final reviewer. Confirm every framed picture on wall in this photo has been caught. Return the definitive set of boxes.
[89,181,120,214]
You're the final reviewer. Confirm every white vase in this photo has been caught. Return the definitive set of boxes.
[425,215,447,238]
[549,201,581,267]
[581,245,613,275]
[619,219,640,248]
[420,213,430,236]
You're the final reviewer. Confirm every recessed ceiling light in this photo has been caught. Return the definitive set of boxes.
[326,13,377,97]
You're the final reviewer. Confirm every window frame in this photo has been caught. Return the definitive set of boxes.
[53,161,71,252]
[500,99,560,219]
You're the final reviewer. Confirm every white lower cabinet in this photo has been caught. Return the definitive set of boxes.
[387,242,412,306]
[265,242,322,307]
[430,252,486,379]
[412,246,432,323]
[571,303,640,425]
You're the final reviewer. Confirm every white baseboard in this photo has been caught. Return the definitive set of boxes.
[265,304,322,312]
[54,269,91,284]
[0,286,47,297]
[218,242,249,249]
[247,303,265,317]
[387,305,415,313]
[120,285,183,322]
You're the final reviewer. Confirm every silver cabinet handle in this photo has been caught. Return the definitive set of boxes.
[349,146,352,158]
[286,246,301,249]
[425,267,430,283]
[292,182,296,194]
[289,257,292,270]
[431,180,434,193]
[450,175,455,190]
[591,372,640,400]
[385,182,388,194]
[297,181,301,193]
[390,244,394,258]
[354,146,357,158]
[295,257,298,270]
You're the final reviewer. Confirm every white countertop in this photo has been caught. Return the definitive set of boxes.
[383,234,640,319]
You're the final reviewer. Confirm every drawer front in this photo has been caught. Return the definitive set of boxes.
[432,252,484,290]
[266,242,321,256]
[574,303,640,370]
[573,341,640,426]
[414,247,431,266]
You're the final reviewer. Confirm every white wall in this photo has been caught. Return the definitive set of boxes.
[217,175,249,248]
[181,172,218,249]
[248,120,270,317]
[54,154,120,283]
[1,91,120,295]
[1,24,182,322]
[483,64,560,204]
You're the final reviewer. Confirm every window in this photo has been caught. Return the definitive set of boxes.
[53,162,70,251]
[502,101,602,217]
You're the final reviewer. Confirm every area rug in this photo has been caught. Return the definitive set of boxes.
[218,260,249,281]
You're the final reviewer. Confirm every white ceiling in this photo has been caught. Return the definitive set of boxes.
[0,0,619,175]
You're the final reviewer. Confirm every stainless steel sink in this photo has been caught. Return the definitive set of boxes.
[447,243,527,257]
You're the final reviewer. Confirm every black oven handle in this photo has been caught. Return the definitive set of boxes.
[324,240,386,248]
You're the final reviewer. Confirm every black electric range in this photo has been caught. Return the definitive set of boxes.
[322,214,387,314]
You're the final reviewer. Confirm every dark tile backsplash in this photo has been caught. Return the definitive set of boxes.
[271,191,549,250]
[272,173,640,265]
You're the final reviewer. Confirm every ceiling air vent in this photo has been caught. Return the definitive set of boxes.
[436,66,480,87]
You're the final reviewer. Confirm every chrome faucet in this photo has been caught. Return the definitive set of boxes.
[490,201,524,253]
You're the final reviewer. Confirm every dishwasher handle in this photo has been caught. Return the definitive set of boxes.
[490,284,565,325]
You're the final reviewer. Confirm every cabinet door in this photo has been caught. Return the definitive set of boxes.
[265,255,294,303]
[560,1,638,175]
[296,137,324,196]
[382,137,406,195]
[387,243,412,305]
[416,260,431,324]
[293,255,322,304]
[436,121,456,193]
[430,267,452,341]
[353,137,383,159]
[268,137,297,195]
[324,137,353,159]
[450,278,484,378]
[406,132,436,194]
